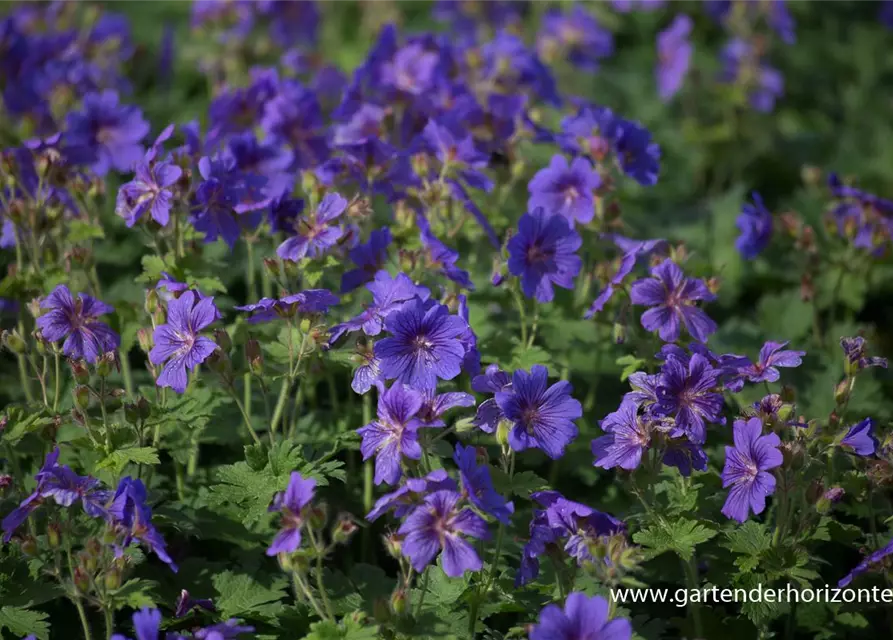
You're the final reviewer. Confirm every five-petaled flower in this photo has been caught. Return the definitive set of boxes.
[266,472,316,556]
[149,290,218,393]
[507,208,582,303]
[36,285,120,363]
[630,259,716,343]
[721,417,783,523]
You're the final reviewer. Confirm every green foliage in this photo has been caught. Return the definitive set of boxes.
[633,518,718,561]
[0,606,50,640]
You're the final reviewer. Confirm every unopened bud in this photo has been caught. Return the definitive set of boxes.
[612,322,626,345]
[105,388,125,413]
[332,516,358,546]
[73,567,90,593]
[136,396,151,420]
[834,379,851,406]
[0,474,12,491]
[137,327,153,353]
[246,339,263,375]
[145,289,159,314]
[47,523,61,548]
[20,536,38,556]
[496,418,512,448]
[104,568,122,590]
[152,308,166,326]
[74,385,91,410]
[124,402,139,425]
[390,589,407,616]
[307,505,327,531]
[384,534,402,559]
[96,351,117,377]
[263,258,280,277]
[2,330,27,354]
[34,335,48,356]
[214,329,232,352]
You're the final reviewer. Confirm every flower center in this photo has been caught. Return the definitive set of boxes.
[522,406,540,434]
[526,243,549,265]
[412,335,434,354]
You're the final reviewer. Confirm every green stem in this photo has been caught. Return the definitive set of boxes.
[270,378,291,438]
[52,351,61,412]
[226,384,262,445]
[362,393,374,562]
[293,571,326,619]
[103,606,113,640]
[17,351,34,403]
[74,598,93,640]
[308,528,335,620]
[511,286,528,346]
[683,556,704,639]
[119,348,134,398]
[414,567,430,618]
[99,377,110,452]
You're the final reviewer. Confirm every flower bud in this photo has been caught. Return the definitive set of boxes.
[307,504,327,532]
[73,567,90,593]
[384,533,402,559]
[20,536,38,556]
[104,568,122,590]
[145,288,159,314]
[124,402,139,425]
[214,329,232,353]
[136,396,151,420]
[74,385,91,410]
[834,378,851,406]
[137,327,154,353]
[263,258,281,278]
[96,351,118,377]
[612,322,626,345]
[390,589,407,616]
[152,307,166,327]
[34,335,48,356]
[246,339,263,376]
[496,418,512,448]
[47,522,61,548]
[105,388,125,413]
[332,515,358,546]
[2,330,27,354]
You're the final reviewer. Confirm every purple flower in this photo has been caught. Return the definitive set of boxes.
[398,490,489,577]
[65,90,149,175]
[839,537,893,587]
[736,192,773,259]
[236,289,339,324]
[720,417,782,523]
[507,208,582,303]
[518,491,624,585]
[592,401,650,471]
[538,6,614,72]
[656,15,692,100]
[2,448,109,542]
[366,470,458,522]
[110,607,163,640]
[472,364,512,433]
[261,81,329,169]
[36,285,120,363]
[841,336,888,372]
[654,353,723,444]
[840,418,877,457]
[351,345,384,395]
[266,472,316,556]
[329,272,429,343]
[497,365,581,459]
[614,119,661,186]
[382,42,439,96]
[374,299,468,392]
[108,477,176,570]
[174,590,215,618]
[277,192,348,261]
[530,592,632,640]
[584,252,637,319]
[194,619,254,639]
[528,155,600,225]
[191,155,270,250]
[115,154,182,227]
[358,384,425,485]
[720,39,783,113]
[149,291,218,393]
[662,438,708,477]
[454,444,513,524]
[736,341,805,384]
[341,228,392,292]
[630,259,716,343]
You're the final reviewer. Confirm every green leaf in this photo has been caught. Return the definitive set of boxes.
[212,571,288,620]
[510,343,552,372]
[723,521,772,556]
[107,579,158,609]
[67,219,105,242]
[633,518,717,560]
[0,405,55,446]
[0,606,50,640]
[756,290,813,342]
[616,355,646,382]
[96,447,160,475]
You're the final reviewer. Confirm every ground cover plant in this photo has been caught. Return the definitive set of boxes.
[2,1,893,639]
